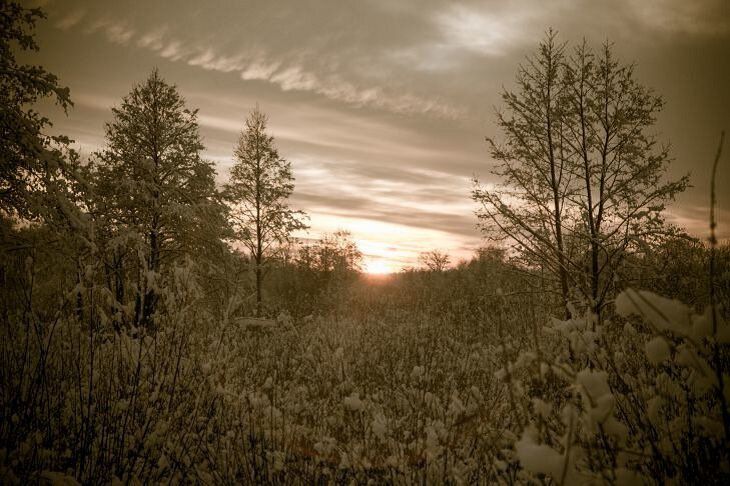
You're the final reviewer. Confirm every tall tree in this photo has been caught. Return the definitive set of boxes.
[562,41,688,319]
[92,70,225,328]
[473,31,575,318]
[225,107,307,316]
[473,32,688,319]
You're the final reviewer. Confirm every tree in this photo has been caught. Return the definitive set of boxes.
[473,31,688,319]
[91,70,226,328]
[0,0,83,227]
[473,31,574,318]
[297,230,362,275]
[561,41,687,319]
[295,230,362,315]
[225,107,307,316]
[419,249,451,272]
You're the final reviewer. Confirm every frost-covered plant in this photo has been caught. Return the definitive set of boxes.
[502,288,729,484]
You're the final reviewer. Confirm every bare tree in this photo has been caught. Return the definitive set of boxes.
[473,30,575,318]
[419,249,451,272]
[562,41,688,319]
[225,107,307,316]
[473,32,688,319]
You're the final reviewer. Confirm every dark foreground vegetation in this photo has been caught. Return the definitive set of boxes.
[1,2,729,484]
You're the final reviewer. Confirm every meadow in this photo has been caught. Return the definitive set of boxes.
[2,240,729,484]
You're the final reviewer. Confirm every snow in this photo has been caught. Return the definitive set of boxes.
[645,336,671,365]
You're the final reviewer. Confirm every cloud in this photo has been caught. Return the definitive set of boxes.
[58,2,465,119]
[306,201,480,240]
[78,18,135,46]
[40,0,730,267]
[63,11,463,119]
[105,24,135,45]
[435,4,528,57]
[233,55,462,117]
[189,50,247,73]
[74,93,119,111]
[665,205,730,240]
[137,28,166,50]
[56,9,85,30]
[626,0,730,36]
[241,60,281,80]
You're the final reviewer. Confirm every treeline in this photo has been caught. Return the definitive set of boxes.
[1,3,369,330]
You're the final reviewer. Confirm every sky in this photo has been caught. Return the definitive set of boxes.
[26,0,730,273]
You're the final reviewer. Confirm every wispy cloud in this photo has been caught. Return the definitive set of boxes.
[434,4,530,57]
[77,18,135,46]
[190,46,462,117]
[56,9,85,30]
[63,14,463,119]
[626,0,730,36]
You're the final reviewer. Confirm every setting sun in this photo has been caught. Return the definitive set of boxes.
[364,258,395,274]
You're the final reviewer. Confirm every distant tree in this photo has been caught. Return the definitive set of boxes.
[225,107,307,316]
[475,246,507,264]
[0,0,83,226]
[298,230,362,275]
[473,31,688,320]
[92,70,226,328]
[419,249,451,272]
[294,230,362,315]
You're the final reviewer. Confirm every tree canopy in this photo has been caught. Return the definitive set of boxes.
[225,107,307,315]
[90,69,228,327]
[473,31,688,318]
[0,0,81,226]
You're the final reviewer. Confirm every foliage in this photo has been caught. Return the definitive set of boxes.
[265,231,363,318]
[4,226,728,483]
[89,69,228,328]
[0,0,83,227]
[297,230,362,275]
[501,288,730,484]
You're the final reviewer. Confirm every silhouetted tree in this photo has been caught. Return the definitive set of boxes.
[419,249,451,272]
[297,230,362,275]
[473,31,574,318]
[225,107,307,316]
[562,40,687,319]
[473,31,688,319]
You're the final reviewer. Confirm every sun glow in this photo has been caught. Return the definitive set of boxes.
[364,258,395,274]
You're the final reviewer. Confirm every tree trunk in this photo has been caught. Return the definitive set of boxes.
[75,262,84,323]
[544,56,571,320]
[114,251,125,329]
[142,224,159,329]
[590,239,600,321]
[255,255,262,317]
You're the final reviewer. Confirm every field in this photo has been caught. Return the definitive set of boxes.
[2,250,729,484]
